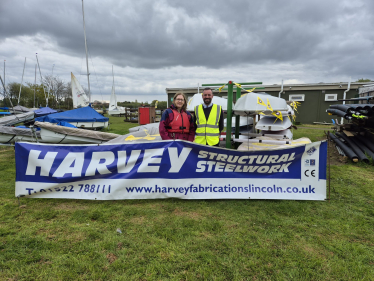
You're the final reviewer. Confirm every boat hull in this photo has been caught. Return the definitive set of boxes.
[0,134,38,143]
[67,121,109,130]
[39,128,107,144]
[109,109,126,116]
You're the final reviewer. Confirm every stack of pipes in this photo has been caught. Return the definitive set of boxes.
[327,102,374,163]
[327,104,374,122]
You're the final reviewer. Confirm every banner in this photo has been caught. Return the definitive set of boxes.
[15,140,327,200]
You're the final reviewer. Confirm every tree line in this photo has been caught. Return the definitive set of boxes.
[117,100,167,110]
[1,75,168,110]
[1,75,73,109]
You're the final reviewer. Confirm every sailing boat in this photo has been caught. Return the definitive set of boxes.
[108,66,126,116]
[71,72,90,108]
[35,73,109,129]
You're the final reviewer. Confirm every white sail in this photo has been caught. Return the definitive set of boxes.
[71,72,90,108]
[108,67,126,116]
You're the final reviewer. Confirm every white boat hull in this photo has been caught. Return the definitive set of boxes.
[0,134,38,143]
[67,121,109,130]
[39,128,107,144]
[109,109,126,116]
[255,116,292,131]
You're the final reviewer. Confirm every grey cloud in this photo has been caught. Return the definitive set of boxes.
[1,0,374,97]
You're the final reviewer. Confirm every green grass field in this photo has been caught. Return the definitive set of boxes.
[0,119,373,280]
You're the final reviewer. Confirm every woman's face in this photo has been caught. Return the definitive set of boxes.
[173,95,185,109]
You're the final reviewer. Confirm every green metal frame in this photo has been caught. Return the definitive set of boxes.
[202,81,263,148]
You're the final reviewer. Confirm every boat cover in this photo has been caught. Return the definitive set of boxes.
[234,93,288,115]
[255,116,292,131]
[35,121,119,141]
[187,93,233,111]
[0,111,35,126]
[128,122,159,133]
[224,116,253,127]
[35,106,108,123]
[17,125,41,131]
[0,126,41,138]
[56,121,77,128]
[107,127,161,143]
[10,105,32,112]
[237,137,311,151]
[34,107,58,117]
[260,129,293,140]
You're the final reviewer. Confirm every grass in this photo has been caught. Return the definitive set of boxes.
[0,120,374,280]
[292,124,332,142]
[103,114,139,135]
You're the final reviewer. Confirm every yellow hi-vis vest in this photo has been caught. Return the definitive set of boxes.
[194,104,221,146]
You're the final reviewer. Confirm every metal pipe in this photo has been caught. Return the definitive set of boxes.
[329,104,352,112]
[329,133,358,162]
[335,145,346,156]
[355,134,374,153]
[341,78,351,124]
[202,82,263,86]
[233,138,292,145]
[335,132,368,163]
[351,137,374,160]
[326,108,351,119]
[278,79,283,98]
[235,87,241,139]
[226,81,233,148]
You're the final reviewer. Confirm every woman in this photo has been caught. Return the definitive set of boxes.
[159,93,195,141]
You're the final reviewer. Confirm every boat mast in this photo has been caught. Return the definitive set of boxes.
[18,57,27,105]
[36,53,48,106]
[112,65,115,91]
[47,64,55,105]
[3,60,5,106]
[34,64,36,108]
[81,0,91,103]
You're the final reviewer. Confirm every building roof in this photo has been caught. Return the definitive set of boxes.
[166,82,373,94]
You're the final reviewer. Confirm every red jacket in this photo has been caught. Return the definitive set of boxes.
[159,104,195,141]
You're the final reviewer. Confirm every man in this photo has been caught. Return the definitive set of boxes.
[194,88,224,146]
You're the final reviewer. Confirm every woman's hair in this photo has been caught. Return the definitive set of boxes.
[173,92,187,112]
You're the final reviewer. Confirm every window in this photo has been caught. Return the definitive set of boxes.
[289,94,305,102]
[325,94,337,101]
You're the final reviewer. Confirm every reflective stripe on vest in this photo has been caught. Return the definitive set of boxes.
[194,104,221,146]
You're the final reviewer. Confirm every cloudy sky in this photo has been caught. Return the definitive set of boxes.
[1,0,373,102]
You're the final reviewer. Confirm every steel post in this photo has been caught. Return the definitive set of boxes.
[226,81,233,148]
[235,87,241,139]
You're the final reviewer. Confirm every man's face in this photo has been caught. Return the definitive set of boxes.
[202,90,213,105]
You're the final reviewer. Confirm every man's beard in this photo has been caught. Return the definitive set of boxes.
[204,98,211,105]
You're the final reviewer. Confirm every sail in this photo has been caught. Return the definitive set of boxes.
[71,72,90,108]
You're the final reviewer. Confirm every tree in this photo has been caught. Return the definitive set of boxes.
[150,100,167,109]
[356,78,372,82]
[3,75,73,109]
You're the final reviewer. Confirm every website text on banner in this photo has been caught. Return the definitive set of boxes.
[15,140,327,200]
